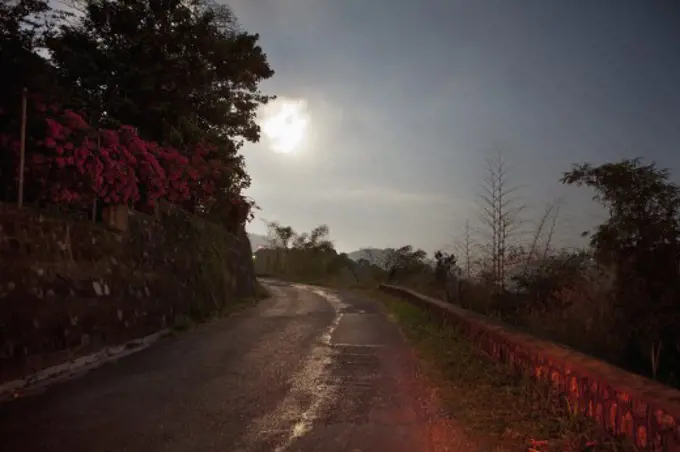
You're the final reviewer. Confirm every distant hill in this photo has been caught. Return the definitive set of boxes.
[347,248,389,266]
[247,233,270,250]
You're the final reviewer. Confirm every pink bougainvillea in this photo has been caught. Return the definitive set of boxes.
[0,95,250,224]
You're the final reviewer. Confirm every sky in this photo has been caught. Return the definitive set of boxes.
[228,0,680,255]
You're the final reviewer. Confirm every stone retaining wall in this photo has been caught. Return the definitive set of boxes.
[380,284,680,452]
[0,203,255,385]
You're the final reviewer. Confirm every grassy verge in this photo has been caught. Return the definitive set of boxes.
[370,289,636,452]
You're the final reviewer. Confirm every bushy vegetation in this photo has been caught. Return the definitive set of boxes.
[1,0,273,231]
[254,222,371,287]
[260,155,680,390]
[389,157,680,389]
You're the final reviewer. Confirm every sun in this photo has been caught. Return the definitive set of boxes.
[260,98,310,154]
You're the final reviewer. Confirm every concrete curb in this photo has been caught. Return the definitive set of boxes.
[0,329,170,403]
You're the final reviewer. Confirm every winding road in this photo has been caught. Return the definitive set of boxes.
[0,280,479,451]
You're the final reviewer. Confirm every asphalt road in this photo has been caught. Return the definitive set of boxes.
[0,281,479,452]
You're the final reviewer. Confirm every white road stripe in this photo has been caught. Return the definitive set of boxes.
[246,285,347,452]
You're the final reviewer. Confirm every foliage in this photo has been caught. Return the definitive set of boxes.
[0,0,273,228]
[255,221,381,287]
[384,245,428,281]
[47,0,273,169]
[0,97,251,223]
[433,250,458,286]
[562,158,680,382]
[266,221,335,253]
[509,251,592,315]
[477,151,525,290]
[0,0,66,103]
[266,221,295,248]
[429,157,680,387]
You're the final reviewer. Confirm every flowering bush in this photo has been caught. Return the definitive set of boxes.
[0,95,251,226]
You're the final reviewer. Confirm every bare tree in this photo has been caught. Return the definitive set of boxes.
[524,198,563,271]
[477,151,525,291]
[541,200,562,260]
[448,220,476,279]
[462,220,473,279]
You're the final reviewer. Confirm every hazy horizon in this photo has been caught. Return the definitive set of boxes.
[229,0,680,255]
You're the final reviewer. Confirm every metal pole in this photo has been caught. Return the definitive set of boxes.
[17,87,27,208]
[93,129,100,223]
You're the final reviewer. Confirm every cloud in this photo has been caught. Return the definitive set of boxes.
[314,186,457,206]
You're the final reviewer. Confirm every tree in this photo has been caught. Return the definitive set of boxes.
[0,0,66,102]
[265,222,335,253]
[477,151,525,291]
[1,0,269,227]
[47,0,274,214]
[459,220,474,278]
[385,245,427,282]
[433,250,457,286]
[0,97,236,215]
[562,158,680,381]
[0,0,69,200]
[524,198,562,272]
[49,0,273,147]
[265,221,295,248]
[304,225,334,252]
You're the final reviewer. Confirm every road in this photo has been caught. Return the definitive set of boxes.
[0,281,479,452]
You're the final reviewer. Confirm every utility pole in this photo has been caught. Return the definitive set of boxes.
[17,87,27,208]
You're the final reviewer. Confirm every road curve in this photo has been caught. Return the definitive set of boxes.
[0,281,479,452]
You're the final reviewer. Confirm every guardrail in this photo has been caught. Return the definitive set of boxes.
[379,284,680,452]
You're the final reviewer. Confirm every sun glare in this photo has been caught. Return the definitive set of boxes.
[260,98,310,154]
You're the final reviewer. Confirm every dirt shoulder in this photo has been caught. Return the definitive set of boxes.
[368,289,637,452]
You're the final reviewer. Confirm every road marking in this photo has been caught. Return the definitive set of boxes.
[276,288,347,451]
[331,343,386,348]
[246,285,347,452]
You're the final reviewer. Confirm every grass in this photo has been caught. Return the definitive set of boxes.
[370,289,637,452]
